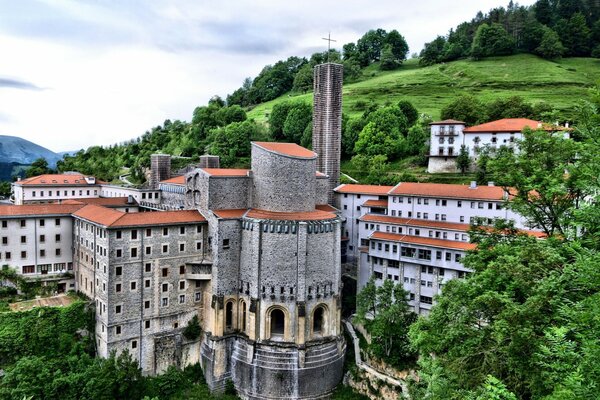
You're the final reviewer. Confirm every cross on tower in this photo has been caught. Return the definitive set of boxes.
[322,32,336,62]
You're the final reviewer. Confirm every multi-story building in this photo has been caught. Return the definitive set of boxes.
[12,174,102,204]
[427,118,568,173]
[336,181,543,314]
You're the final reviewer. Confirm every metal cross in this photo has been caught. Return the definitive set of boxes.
[322,32,336,62]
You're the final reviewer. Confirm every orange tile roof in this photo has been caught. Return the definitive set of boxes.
[430,119,466,125]
[73,204,205,227]
[463,118,564,133]
[316,204,338,212]
[370,231,476,250]
[361,214,470,231]
[0,204,84,217]
[213,209,248,219]
[246,208,337,221]
[390,182,505,200]
[160,176,185,185]
[60,197,136,207]
[362,199,388,208]
[16,174,100,186]
[334,184,394,195]
[253,142,316,159]
[201,168,250,177]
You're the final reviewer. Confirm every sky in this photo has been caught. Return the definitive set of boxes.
[0,0,536,153]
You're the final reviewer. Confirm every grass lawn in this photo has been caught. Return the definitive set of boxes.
[247,54,600,124]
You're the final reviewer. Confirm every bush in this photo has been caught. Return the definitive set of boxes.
[183,315,202,340]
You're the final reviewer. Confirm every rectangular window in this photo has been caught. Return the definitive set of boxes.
[420,296,433,305]
[145,246,151,255]
[131,230,138,240]
[39,234,45,243]
[131,281,137,290]
[115,326,121,335]
[116,231,122,239]
[161,298,168,307]
[162,268,168,277]
[21,251,26,259]
[163,227,169,236]
[179,243,185,252]
[457,200,462,208]
[1,221,6,228]
[116,266,122,276]
[145,263,151,273]
[162,244,168,253]
[116,283,122,292]
[145,228,152,237]
[40,249,45,257]
[131,248,137,258]
[445,252,451,261]
[115,305,121,314]
[55,218,60,226]
[55,248,61,256]
[20,235,26,244]
[179,294,185,304]
[180,226,185,235]
[116,249,122,258]
[144,300,150,309]
[195,292,201,302]
[162,283,168,292]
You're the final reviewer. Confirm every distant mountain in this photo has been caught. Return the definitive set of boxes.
[0,135,62,167]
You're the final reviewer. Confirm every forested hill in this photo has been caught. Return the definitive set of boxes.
[55,4,600,185]
[420,0,600,64]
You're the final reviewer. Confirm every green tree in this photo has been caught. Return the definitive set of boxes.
[535,26,566,59]
[269,102,294,140]
[485,96,534,121]
[397,100,419,127]
[384,29,409,62]
[441,95,486,126]
[342,118,365,159]
[354,107,407,160]
[215,105,247,126]
[379,44,399,70]
[456,144,471,174]
[471,23,515,59]
[25,158,54,178]
[356,29,388,66]
[292,64,313,93]
[419,36,447,66]
[406,125,428,156]
[208,121,260,167]
[283,103,312,145]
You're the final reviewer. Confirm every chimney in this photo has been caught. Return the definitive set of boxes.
[487,181,494,186]
[469,181,477,189]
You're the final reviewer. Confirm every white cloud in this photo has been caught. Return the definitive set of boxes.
[0,0,536,152]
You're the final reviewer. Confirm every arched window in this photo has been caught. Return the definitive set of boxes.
[270,308,285,337]
[239,301,247,333]
[225,301,234,331]
[313,306,325,334]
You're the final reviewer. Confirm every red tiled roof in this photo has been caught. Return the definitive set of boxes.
[201,168,250,177]
[362,199,388,208]
[73,204,205,227]
[160,176,185,185]
[0,204,84,217]
[213,209,248,219]
[463,118,563,133]
[429,119,466,125]
[390,182,506,200]
[370,231,476,250]
[253,142,316,159]
[334,184,394,196]
[361,214,470,231]
[246,208,336,221]
[316,204,338,212]
[61,197,136,207]
[16,174,100,186]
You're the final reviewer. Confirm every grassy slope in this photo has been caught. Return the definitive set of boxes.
[248,54,600,124]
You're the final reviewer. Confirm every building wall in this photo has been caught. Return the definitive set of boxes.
[14,185,101,205]
[337,193,385,261]
[100,185,160,204]
[0,215,74,280]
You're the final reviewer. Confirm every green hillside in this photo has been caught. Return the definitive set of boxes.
[248,54,600,124]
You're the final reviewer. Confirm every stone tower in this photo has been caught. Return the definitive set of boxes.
[312,63,343,205]
[150,154,171,189]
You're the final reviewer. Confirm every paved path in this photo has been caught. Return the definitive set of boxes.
[343,319,408,394]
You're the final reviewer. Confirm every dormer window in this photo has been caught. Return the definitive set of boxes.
[473,136,480,144]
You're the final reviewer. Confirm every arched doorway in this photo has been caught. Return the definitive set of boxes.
[270,308,285,337]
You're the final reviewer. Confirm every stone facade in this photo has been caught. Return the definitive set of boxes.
[312,63,343,206]
[150,154,172,189]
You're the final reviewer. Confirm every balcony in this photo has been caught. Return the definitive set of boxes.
[435,129,458,137]
[185,262,212,280]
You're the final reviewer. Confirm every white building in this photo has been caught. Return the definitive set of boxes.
[336,181,543,314]
[12,174,101,205]
[427,118,568,173]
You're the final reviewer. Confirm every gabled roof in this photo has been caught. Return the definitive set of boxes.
[201,168,250,177]
[73,204,205,227]
[0,204,85,217]
[429,119,466,125]
[334,184,394,196]
[390,182,506,201]
[15,174,101,186]
[160,176,185,185]
[253,142,316,159]
[370,231,476,250]
[463,118,560,133]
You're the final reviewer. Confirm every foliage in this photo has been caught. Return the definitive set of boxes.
[356,278,417,368]
[535,25,566,60]
[441,95,486,126]
[485,96,534,121]
[471,23,515,60]
[397,99,419,127]
[354,106,408,160]
[207,120,263,167]
[182,315,202,340]
[456,144,471,174]
[25,158,55,178]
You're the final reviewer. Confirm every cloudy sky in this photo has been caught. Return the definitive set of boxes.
[0,0,535,153]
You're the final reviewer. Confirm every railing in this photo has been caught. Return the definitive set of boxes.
[185,262,212,280]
